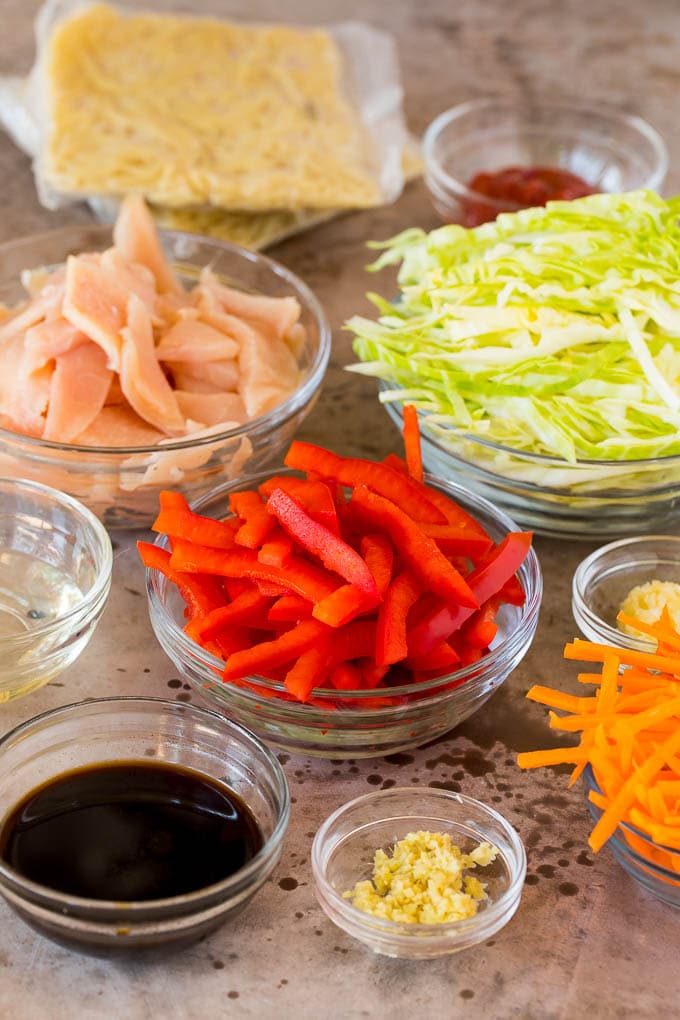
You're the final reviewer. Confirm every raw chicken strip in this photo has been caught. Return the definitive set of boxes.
[62,255,126,370]
[23,317,89,374]
[0,282,65,344]
[200,268,300,339]
[168,358,240,393]
[174,390,246,427]
[113,194,183,295]
[72,405,166,447]
[238,323,300,417]
[120,294,184,434]
[43,342,113,442]
[156,320,239,362]
[0,333,51,436]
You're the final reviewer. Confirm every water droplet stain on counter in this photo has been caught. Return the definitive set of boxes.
[558,882,579,897]
[279,877,298,891]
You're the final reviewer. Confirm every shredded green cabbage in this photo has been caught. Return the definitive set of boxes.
[346,190,680,466]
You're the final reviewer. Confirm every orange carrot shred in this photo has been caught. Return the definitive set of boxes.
[402,403,423,483]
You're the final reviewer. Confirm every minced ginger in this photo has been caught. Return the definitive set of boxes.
[618,580,680,641]
[343,830,498,925]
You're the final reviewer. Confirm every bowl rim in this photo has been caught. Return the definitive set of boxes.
[583,764,680,875]
[421,96,669,206]
[0,475,113,639]
[384,396,680,474]
[0,696,291,912]
[572,534,680,651]
[0,223,331,456]
[145,468,542,706]
[310,785,527,938]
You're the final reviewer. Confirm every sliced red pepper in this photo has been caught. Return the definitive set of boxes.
[402,404,423,483]
[350,486,478,609]
[422,485,491,540]
[224,577,254,600]
[406,641,460,672]
[330,661,362,691]
[376,571,422,666]
[257,526,294,567]
[222,619,329,680]
[313,583,380,628]
[419,523,493,558]
[359,659,390,689]
[284,441,446,524]
[360,533,394,597]
[406,531,532,657]
[138,541,223,617]
[259,476,340,535]
[268,595,313,623]
[229,490,276,549]
[461,594,503,649]
[266,487,378,596]
[152,499,239,551]
[329,619,377,665]
[169,539,338,603]
[382,452,407,474]
[195,589,272,641]
[284,641,331,702]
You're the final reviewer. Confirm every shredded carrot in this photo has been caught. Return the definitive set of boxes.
[401,403,423,483]
[518,612,680,873]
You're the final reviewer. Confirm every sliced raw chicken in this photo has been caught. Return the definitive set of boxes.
[99,247,158,314]
[72,405,166,447]
[238,324,300,418]
[105,375,126,405]
[23,317,89,375]
[156,320,239,362]
[43,342,113,442]
[175,390,247,427]
[120,294,185,435]
[0,334,50,436]
[62,255,126,370]
[167,358,240,393]
[0,282,65,345]
[191,283,256,344]
[199,268,300,340]
[113,194,183,296]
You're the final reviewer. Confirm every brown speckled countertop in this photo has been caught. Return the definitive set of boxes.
[1,2,680,1018]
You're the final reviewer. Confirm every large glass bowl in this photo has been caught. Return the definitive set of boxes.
[0,698,290,953]
[384,399,680,540]
[0,477,112,702]
[583,766,680,908]
[311,787,526,958]
[423,98,667,225]
[146,469,542,758]
[0,226,330,529]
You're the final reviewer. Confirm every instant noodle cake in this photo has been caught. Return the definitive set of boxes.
[37,2,402,213]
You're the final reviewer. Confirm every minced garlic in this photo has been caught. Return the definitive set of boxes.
[343,830,498,925]
[618,580,680,641]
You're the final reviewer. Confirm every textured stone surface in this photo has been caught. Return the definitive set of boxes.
[1,1,680,1018]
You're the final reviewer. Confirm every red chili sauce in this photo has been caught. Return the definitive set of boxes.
[461,165,597,227]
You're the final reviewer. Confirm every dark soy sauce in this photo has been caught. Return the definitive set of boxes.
[0,761,263,901]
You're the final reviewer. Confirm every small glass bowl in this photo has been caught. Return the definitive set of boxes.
[0,225,330,529]
[0,698,290,953]
[384,400,680,539]
[583,766,680,908]
[311,787,526,958]
[146,469,542,758]
[572,536,680,650]
[0,477,112,702]
[423,98,668,225]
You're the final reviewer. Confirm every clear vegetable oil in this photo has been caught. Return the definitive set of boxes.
[0,549,84,640]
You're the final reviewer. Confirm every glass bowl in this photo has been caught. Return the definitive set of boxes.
[0,698,290,953]
[423,98,668,225]
[310,787,526,958]
[572,536,680,651]
[0,477,112,702]
[146,468,542,758]
[384,400,680,540]
[0,225,330,529]
[583,766,680,908]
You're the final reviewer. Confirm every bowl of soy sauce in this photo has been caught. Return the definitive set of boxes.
[0,698,290,954]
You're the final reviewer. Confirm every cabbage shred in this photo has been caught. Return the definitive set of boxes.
[346,191,680,463]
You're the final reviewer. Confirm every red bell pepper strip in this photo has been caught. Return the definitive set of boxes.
[330,661,362,691]
[376,571,422,666]
[222,619,329,680]
[406,641,460,672]
[402,404,423,483]
[313,583,380,628]
[284,641,330,702]
[419,524,493,558]
[329,620,377,665]
[284,441,446,525]
[461,594,503,649]
[349,485,478,609]
[255,579,293,597]
[266,487,378,596]
[407,531,532,657]
[257,526,294,567]
[268,595,313,623]
[229,490,276,549]
[422,485,491,540]
[360,533,394,597]
[223,577,254,600]
[195,589,272,641]
[138,541,223,617]
[169,539,339,602]
[152,499,239,551]
[382,452,407,474]
[359,659,390,689]
[259,476,340,535]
